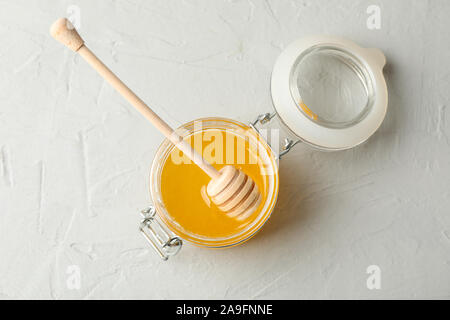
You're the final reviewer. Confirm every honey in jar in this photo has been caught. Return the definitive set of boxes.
[151,119,279,247]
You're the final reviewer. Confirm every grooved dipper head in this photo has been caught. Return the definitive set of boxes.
[207,166,262,220]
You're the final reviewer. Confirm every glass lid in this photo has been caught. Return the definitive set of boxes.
[290,46,375,129]
[271,36,388,151]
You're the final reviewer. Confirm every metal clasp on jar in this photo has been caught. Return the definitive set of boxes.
[250,112,301,159]
[139,206,182,260]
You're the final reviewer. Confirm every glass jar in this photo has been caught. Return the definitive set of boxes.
[140,118,279,260]
[139,36,388,260]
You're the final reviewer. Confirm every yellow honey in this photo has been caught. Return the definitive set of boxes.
[160,128,271,240]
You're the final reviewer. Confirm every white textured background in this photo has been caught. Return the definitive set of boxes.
[0,0,449,299]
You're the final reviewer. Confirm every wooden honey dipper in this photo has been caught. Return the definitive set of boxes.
[50,18,262,219]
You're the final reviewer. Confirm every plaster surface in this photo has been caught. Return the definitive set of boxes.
[0,0,449,299]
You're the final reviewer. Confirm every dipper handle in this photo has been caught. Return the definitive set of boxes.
[50,18,220,180]
[50,18,263,220]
